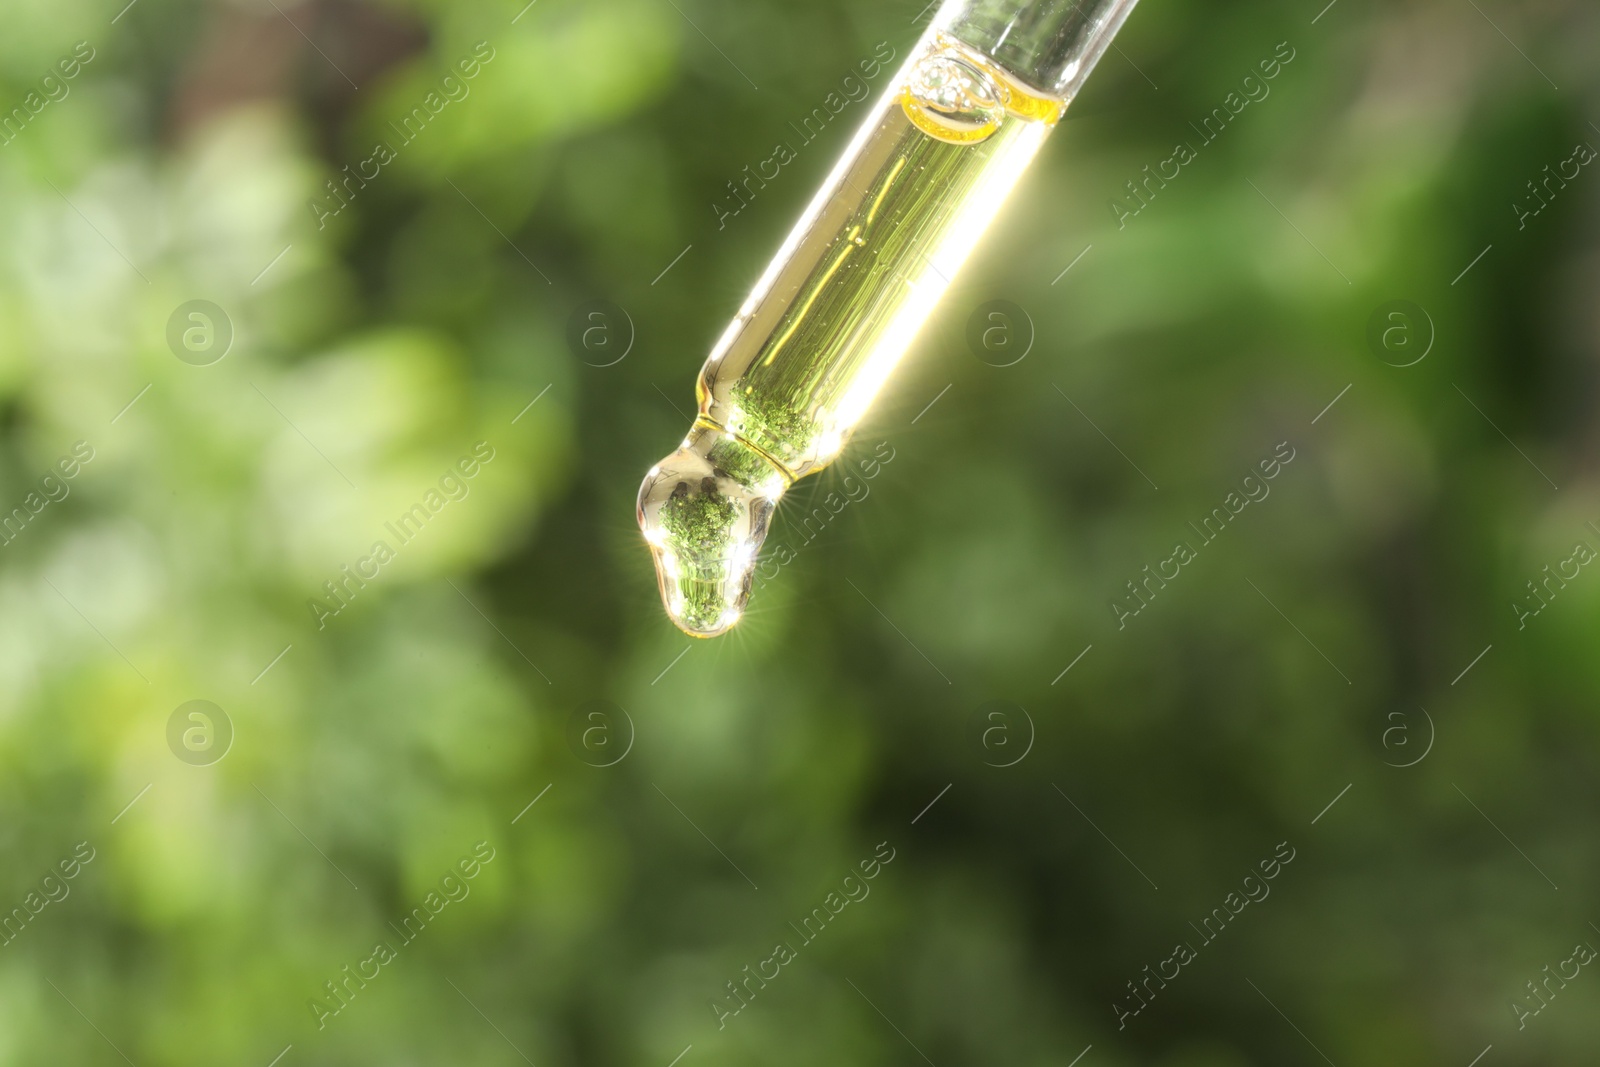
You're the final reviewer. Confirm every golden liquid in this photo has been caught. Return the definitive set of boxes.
[639,36,1066,637]
[701,36,1063,477]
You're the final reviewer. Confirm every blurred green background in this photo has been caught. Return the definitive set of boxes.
[0,0,1597,1063]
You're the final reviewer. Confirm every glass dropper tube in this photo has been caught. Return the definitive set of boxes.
[639,0,1141,637]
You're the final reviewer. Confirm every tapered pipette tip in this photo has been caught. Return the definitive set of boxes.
[638,423,789,638]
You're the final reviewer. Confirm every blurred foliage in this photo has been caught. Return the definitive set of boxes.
[0,0,1597,1064]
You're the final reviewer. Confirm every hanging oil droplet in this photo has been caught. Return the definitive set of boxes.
[638,423,789,638]
[901,50,1007,145]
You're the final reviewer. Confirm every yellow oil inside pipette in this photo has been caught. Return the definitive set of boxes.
[638,34,1067,637]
